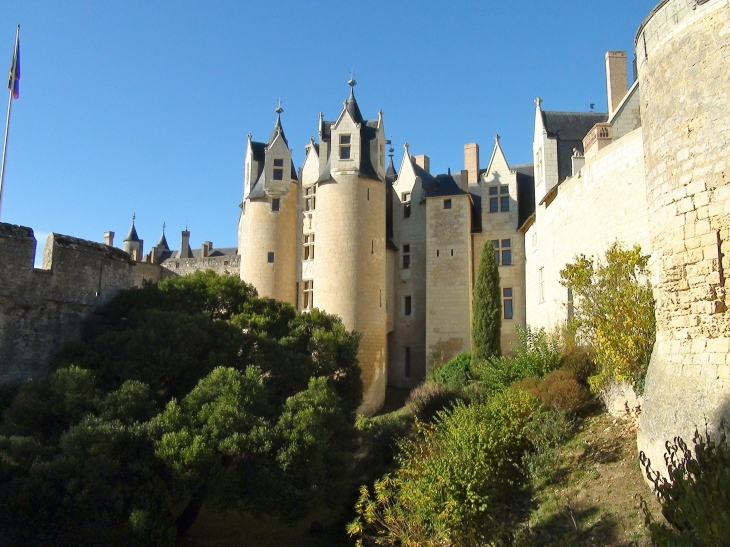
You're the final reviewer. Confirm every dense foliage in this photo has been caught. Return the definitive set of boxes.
[640,424,730,546]
[472,326,563,395]
[0,271,362,546]
[348,389,541,546]
[560,242,655,393]
[471,240,502,366]
[431,351,472,388]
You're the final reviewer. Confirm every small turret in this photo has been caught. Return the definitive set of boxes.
[122,213,143,261]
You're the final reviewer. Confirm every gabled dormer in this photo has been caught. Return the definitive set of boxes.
[317,78,385,183]
[243,103,297,202]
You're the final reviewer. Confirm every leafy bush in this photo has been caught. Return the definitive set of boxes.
[512,369,589,414]
[348,389,541,546]
[430,351,471,389]
[560,345,596,386]
[521,407,575,484]
[640,424,730,546]
[405,381,461,423]
[560,242,655,394]
[472,326,563,395]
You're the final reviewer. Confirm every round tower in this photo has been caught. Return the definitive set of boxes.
[238,104,298,306]
[636,0,730,470]
[313,80,388,414]
[122,213,143,261]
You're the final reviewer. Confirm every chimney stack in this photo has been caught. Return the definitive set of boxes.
[104,231,114,246]
[202,241,212,258]
[605,51,628,118]
[464,143,480,184]
[413,154,430,174]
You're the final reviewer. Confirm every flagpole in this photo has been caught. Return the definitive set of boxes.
[0,24,19,221]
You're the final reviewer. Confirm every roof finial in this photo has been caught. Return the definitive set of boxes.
[162,221,166,232]
[275,98,283,115]
[534,97,543,107]
[132,212,136,224]
[387,137,394,158]
[494,134,501,143]
[310,136,315,145]
[348,71,357,89]
[404,142,410,152]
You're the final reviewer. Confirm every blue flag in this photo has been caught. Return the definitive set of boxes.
[7,34,19,100]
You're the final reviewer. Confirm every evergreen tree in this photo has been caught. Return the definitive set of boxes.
[472,240,502,366]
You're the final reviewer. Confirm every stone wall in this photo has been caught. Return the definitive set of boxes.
[524,127,650,331]
[162,255,241,278]
[0,224,164,383]
[636,0,730,472]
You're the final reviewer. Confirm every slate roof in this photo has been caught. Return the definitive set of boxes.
[124,222,140,242]
[157,246,238,264]
[542,111,607,182]
[268,114,288,147]
[156,229,169,251]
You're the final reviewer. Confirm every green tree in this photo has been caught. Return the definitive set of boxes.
[472,240,502,367]
[0,271,363,545]
[560,242,655,393]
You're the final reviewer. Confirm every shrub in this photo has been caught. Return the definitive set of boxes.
[560,345,596,386]
[431,351,471,389]
[512,369,589,414]
[348,389,541,546]
[471,240,502,366]
[560,242,655,394]
[405,381,460,423]
[521,407,575,484]
[472,326,563,395]
[640,423,730,546]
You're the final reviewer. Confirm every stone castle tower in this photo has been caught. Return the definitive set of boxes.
[637,0,730,470]
[238,104,298,306]
[301,80,388,414]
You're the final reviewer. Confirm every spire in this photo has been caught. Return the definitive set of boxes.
[344,73,363,124]
[268,100,288,147]
[124,213,140,242]
[385,139,397,183]
[156,221,169,250]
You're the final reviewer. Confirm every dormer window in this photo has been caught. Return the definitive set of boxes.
[273,158,284,181]
[489,186,510,212]
[340,135,351,160]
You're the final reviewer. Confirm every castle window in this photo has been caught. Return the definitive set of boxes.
[303,280,313,310]
[367,188,370,201]
[539,267,545,303]
[340,134,351,160]
[489,186,509,212]
[271,198,280,212]
[402,244,410,269]
[303,233,314,260]
[273,158,284,181]
[304,185,316,211]
[268,251,275,263]
[503,287,514,320]
[404,295,412,316]
[403,192,411,218]
[444,198,452,209]
[491,239,512,266]
[405,347,411,378]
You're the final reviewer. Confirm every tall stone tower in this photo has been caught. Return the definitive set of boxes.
[305,79,388,414]
[122,214,143,261]
[636,0,730,471]
[238,104,298,306]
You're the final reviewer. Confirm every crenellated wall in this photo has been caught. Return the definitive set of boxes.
[0,223,164,383]
[636,0,730,472]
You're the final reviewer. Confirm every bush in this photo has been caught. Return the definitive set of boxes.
[640,424,730,546]
[348,389,541,546]
[431,352,471,389]
[472,326,563,395]
[405,381,461,423]
[521,407,575,484]
[560,242,655,394]
[512,369,589,414]
[560,345,596,386]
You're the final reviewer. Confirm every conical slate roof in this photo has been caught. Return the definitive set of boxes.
[268,104,288,147]
[345,87,363,124]
[156,225,169,250]
[124,216,140,242]
[385,154,398,183]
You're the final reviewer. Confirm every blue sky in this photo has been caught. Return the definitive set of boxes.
[1,0,658,259]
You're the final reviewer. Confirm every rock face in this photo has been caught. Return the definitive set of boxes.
[637,0,730,472]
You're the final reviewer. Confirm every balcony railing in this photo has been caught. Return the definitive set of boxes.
[582,123,612,154]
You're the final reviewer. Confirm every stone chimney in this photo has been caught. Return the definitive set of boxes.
[176,230,193,259]
[202,241,212,258]
[413,154,430,174]
[104,231,114,246]
[464,143,479,184]
[605,51,628,117]
[460,169,469,193]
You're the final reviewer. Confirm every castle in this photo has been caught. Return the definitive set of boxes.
[1,0,728,470]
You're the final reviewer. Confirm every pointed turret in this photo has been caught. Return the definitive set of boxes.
[122,213,143,261]
[385,141,397,184]
[345,76,363,124]
[156,222,169,251]
[268,100,288,147]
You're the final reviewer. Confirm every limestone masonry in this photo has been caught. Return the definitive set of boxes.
[1,1,729,454]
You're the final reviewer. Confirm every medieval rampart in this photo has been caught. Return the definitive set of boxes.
[636,0,730,471]
[0,223,164,383]
[162,255,241,278]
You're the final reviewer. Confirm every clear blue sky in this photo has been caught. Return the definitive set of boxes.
[1,0,658,258]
